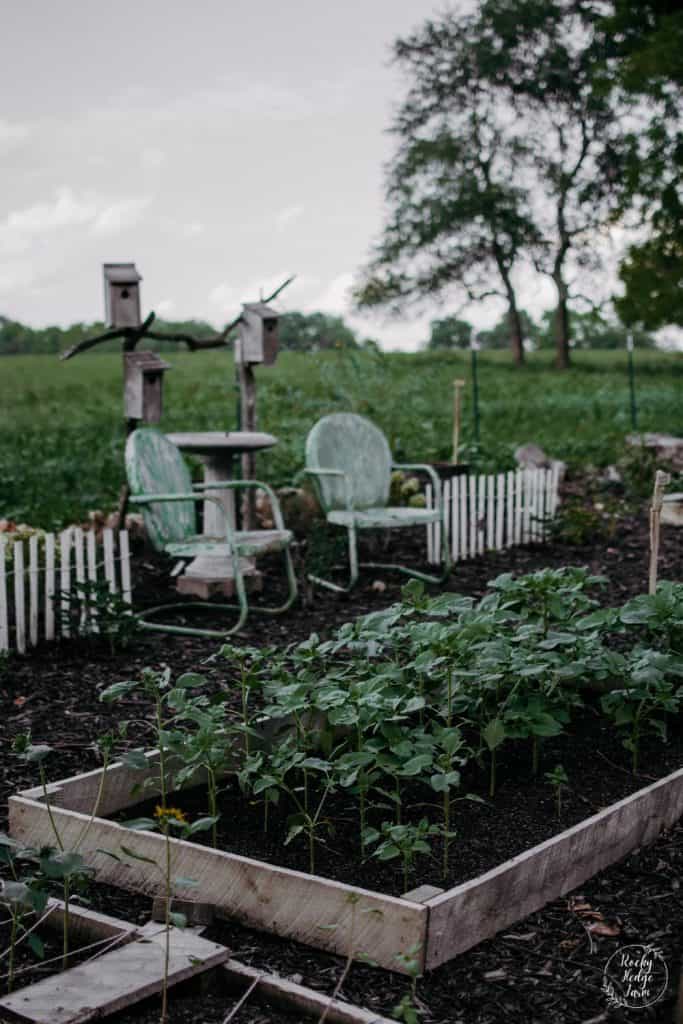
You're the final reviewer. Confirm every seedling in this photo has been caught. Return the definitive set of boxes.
[544,764,569,820]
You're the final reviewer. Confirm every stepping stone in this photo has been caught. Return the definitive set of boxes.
[0,922,228,1024]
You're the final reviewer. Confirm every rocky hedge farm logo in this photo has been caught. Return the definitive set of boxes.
[602,944,668,1009]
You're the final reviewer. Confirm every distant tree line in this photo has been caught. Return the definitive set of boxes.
[427,310,657,352]
[0,311,373,356]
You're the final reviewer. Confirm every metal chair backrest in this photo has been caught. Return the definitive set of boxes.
[305,413,392,511]
[125,428,196,550]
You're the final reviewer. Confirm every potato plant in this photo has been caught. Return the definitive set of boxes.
[93,570,683,892]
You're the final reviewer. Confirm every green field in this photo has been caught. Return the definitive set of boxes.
[1,347,682,529]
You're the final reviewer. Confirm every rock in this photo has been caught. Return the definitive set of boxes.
[661,494,683,527]
[514,443,567,481]
[255,486,322,536]
[514,443,550,469]
[626,432,683,470]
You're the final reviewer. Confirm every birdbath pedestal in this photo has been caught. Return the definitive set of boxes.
[166,431,278,598]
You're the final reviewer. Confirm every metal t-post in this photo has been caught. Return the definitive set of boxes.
[470,340,481,445]
[627,333,638,431]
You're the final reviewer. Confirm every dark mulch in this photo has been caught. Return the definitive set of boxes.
[1,486,682,1022]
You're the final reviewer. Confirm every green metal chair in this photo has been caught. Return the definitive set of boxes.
[303,412,451,592]
[125,428,297,636]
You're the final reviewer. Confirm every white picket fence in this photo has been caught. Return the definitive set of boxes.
[426,466,561,565]
[0,528,132,654]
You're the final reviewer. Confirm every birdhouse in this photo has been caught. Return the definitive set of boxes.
[235,302,279,366]
[103,263,142,329]
[123,351,171,423]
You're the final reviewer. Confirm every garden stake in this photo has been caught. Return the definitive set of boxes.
[451,379,465,463]
[627,333,638,431]
[649,471,671,594]
[470,341,480,444]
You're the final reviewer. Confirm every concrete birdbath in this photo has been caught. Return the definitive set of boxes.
[166,430,278,597]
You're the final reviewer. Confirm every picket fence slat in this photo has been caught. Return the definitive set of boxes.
[0,538,8,652]
[45,533,55,642]
[14,542,26,654]
[29,535,39,647]
[426,467,560,566]
[0,529,132,654]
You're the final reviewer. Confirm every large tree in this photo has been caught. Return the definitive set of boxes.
[590,1,683,328]
[353,13,540,367]
[356,1,624,369]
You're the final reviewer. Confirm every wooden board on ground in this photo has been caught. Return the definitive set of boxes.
[425,764,683,970]
[221,960,396,1024]
[0,923,228,1024]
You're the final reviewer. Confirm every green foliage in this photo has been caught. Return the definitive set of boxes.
[601,648,683,771]
[3,347,683,529]
[547,497,620,546]
[426,317,473,351]
[544,764,569,821]
[59,580,140,653]
[277,311,361,352]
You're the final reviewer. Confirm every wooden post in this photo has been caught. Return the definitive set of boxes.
[451,379,465,464]
[649,470,671,595]
[239,362,258,529]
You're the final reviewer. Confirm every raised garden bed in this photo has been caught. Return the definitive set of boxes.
[9,749,683,976]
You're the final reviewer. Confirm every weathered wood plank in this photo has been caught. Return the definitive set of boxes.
[28,535,39,648]
[13,541,26,654]
[221,960,396,1024]
[42,898,139,945]
[9,792,426,974]
[0,537,8,652]
[425,764,683,970]
[0,922,227,1024]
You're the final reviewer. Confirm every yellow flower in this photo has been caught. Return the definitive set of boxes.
[154,805,187,824]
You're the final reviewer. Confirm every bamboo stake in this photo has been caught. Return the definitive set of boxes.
[649,470,671,595]
[451,379,465,464]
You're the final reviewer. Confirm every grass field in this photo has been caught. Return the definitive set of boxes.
[1,346,682,528]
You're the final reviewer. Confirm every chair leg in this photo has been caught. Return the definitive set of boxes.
[135,546,250,638]
[257,545,299,614]
[309,519,452,592]
[307,524,360,593]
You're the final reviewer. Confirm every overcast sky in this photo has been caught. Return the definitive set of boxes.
[0,0,612,350]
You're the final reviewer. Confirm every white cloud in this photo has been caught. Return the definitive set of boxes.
[5,187,96,235]
[275,204,304,231]
[183,221,204,237]
[0,260,36,295]
[155,298,176,318]
[307,272,354,315]
[92,196,150,234]
[141,147,166,171]
[0,188,151,256]
[0,118,31,149]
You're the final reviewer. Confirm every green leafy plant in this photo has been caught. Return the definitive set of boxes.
[11,732,113,970]
[0,835,49,993]
[601,649,683,772]
[100,667,212,1024]
[59,579,140,653]
[364,819,442,893]
[544,764,569,821]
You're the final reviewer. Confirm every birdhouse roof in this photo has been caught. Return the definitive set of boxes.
[103,262,142,284]
[124,351,171,372]
[243,302,278,319]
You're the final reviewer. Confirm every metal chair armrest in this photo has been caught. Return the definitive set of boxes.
[302,467,354,510]
[128,492,237,543]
